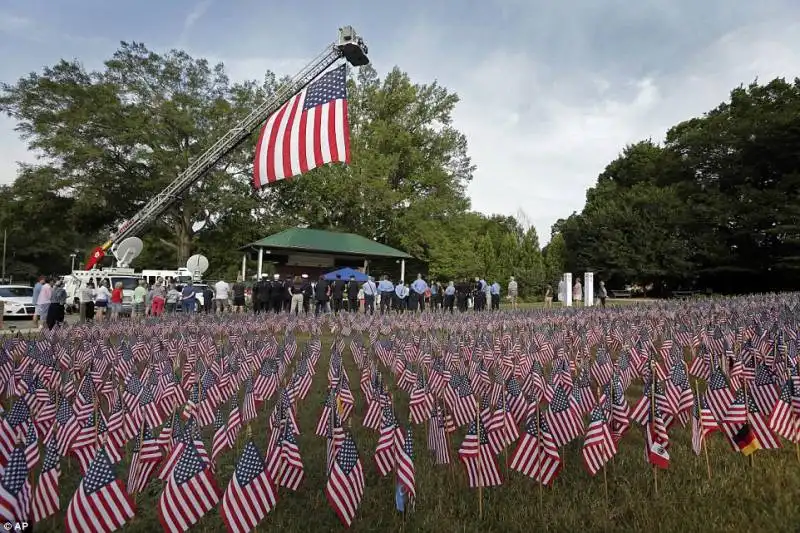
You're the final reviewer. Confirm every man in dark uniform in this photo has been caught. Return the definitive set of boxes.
[346,275,360,312]
[253,274,268,314]
[282,276,293,312]
[270,274,283,313]
[456,278,468,313]
[331,274,346,314]
[315,275,330,315]
[301,274,312,314]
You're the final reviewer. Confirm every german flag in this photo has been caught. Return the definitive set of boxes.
[733,423,761,456]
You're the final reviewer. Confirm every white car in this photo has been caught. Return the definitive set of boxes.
[0,285,35,319]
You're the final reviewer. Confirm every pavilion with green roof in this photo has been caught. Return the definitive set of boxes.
[240,228,413,280]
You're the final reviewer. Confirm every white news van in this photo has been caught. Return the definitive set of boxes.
[141,267,197,287]
[63,267,142,314]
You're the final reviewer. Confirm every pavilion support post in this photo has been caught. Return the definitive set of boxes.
[564,272,573,307]
[241,254,247,281]
[400,259,406,283]
[257,248,264,278]
[584,272,594,307]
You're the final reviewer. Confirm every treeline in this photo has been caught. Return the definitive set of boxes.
[557,78,800,295]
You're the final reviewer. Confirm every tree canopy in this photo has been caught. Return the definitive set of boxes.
[557,77,800,294]
[0,42,544,291]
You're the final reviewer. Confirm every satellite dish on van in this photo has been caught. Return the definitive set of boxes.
[186,254,209,277]
[114,237,143,267]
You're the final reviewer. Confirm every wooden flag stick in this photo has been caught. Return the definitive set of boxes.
[536,400,543,510]
[475,398,483,521]
[649,359,658,497]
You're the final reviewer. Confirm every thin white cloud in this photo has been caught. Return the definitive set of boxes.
[378,17,800,244]
[0,12,31,33]
[179,0,212,43]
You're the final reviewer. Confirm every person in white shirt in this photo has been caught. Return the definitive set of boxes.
[214,278,231,314]
[94,280,110,322]
[361,276,377,315]
[79,281,96,323]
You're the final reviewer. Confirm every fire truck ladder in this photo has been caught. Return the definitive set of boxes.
[85,26,368,269]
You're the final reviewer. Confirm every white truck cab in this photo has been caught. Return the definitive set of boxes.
[141,267,197,287]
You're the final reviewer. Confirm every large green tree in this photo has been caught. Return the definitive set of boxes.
[0,42,271,268]
[261,65,475,271]
[555,77,800,294]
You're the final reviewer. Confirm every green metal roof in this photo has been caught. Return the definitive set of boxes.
[245,228,412,259]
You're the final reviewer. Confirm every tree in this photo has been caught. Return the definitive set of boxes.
[554,77,800,294]
[262,65,475,272]
[476,234,496,279]
[0,42,271,268]
[544,232,567,287]
[515,227,545,298]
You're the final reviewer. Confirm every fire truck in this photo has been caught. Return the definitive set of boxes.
[83,27,368,271]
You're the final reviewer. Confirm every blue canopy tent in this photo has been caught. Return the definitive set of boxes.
[322,267,368,282]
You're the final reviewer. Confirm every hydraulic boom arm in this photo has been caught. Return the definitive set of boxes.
[85,27,368,269]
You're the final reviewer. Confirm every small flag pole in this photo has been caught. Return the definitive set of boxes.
[475,398,483,521]
[742,379,755,487]
[649,358,658,497]
[535,399,543,510]
[597,387,609,514]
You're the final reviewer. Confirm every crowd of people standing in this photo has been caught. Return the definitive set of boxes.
[21,270,528,331]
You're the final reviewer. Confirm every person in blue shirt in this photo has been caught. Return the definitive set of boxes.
[444,281,456,313]
[490,281,501,311]
[181,282,197,313]
[377,275,394,315]
[394,280,407,313]
[362,276,378,315]
[410,274,428,312]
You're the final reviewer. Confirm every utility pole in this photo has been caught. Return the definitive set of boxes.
[1,228,6,282]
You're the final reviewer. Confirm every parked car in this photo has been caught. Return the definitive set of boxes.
[0,285,35,319]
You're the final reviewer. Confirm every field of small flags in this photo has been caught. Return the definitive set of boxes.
[1,295,800,532]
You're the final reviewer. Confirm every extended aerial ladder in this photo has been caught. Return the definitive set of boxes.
[85,27,369,270]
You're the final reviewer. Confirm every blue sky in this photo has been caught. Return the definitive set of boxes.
[1,0,799,243]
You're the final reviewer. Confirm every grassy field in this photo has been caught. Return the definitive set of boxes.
[28,327,799,533]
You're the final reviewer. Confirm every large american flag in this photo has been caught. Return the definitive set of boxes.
[64,448,135,533]
[253,64,351,188]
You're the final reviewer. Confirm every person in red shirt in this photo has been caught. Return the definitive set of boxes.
[111,282,124,319]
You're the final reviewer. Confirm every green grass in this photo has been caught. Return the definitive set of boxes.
[31,331,800,533]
